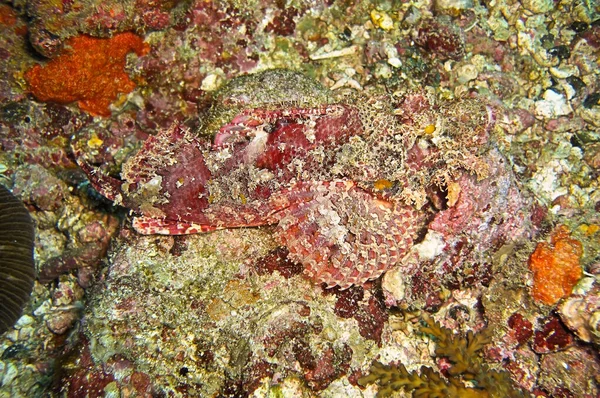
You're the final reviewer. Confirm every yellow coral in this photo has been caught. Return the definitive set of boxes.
[86,134,103,149]
[373,179,394,191]
[358,316,526,397]
[370,10,394,31]
[579,224,599,236]
[424,124,436,134]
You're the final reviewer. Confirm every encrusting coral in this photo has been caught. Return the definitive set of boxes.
[358,315,526,398]
[1,0,599,395]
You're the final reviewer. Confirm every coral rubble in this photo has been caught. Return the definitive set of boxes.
[76,230,379,395]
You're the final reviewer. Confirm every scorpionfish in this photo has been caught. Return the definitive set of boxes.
[79,69,496,289]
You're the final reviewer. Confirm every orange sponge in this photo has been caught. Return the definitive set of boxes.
[529,225,583,305]
[25,33,149,116]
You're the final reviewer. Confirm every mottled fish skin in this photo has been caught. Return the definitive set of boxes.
[78,71,496,290]
[94,101,424,290]
[0,184,35,334]
[273,180,423,289]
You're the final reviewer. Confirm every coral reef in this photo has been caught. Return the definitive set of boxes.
[1,0,599,395]
[23,0,186,58]
[74,230,381,396]
[559,276,600,346]
[0,4,29,104]
[415,17,466,61]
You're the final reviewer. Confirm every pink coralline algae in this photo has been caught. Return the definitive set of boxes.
[328,286,389,343]
[532,315,575,354]
[24,0,183,58]
[79,69,529,290]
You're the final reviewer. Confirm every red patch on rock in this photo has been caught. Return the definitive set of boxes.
[254,247,303,278]
[265,8,298,36]
[355,295,388,344]
[332,286,364,319]
[533,315,574,353]
[507,313,534,346]
[416,17,466,60]
[303,343,352,391]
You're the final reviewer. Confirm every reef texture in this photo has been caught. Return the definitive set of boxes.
[1,0,599,396]
[67,230,382,396]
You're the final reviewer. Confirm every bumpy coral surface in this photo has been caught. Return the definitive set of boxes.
[529,225,583,305]
[359,316,526,397]
[25,33,148,116]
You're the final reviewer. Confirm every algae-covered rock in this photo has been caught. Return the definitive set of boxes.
[81,229,380,396]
